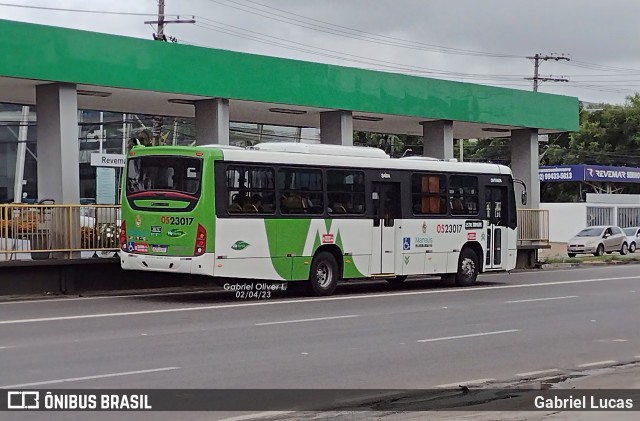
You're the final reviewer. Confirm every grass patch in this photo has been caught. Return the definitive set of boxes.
[541,253,640,264]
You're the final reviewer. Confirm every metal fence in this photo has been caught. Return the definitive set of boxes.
[617,206,640,228]
[586,206,614,227]
[1,204,120,260]
[517,209,549,244]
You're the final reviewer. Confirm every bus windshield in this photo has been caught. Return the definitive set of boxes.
[126,156,202,199]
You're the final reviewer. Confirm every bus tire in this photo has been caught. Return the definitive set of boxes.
[386,275,407,286]
[308,251,339,296]
[440,274,455,285]
[455,248,479,287]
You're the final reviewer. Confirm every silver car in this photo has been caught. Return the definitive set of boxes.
[623,227,640,253]
[567,226,628,257]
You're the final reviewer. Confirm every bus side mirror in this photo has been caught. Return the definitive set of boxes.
[513,179,527,206]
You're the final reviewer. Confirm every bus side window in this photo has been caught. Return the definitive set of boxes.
[277,168,323,215]
[226,165,275,214]
[449,175,478,215]
[411,173,446,215]
[327,170,365,215]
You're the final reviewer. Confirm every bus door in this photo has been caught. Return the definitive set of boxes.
[484,186,508,270]
[372,182,400,275]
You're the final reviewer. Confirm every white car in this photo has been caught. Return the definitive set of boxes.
[567,225,628,257]
[623,227,640,253]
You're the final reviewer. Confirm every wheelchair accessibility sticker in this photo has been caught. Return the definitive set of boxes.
[402,237,411,250]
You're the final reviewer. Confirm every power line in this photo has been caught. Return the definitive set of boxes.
[564,60,640,73]
[0,2,181,17]
[194,4,640,99]
[203,0,523,59]
[193,20,529,82]
[193,23,609,95]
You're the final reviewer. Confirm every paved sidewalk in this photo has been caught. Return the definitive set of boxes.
[416,363,640,421]
[539,242,569,258]
[248,364,640,421]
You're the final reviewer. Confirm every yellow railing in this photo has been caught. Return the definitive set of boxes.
[1,204,549,260]
[0,204,120,260]
[517,208,549,244]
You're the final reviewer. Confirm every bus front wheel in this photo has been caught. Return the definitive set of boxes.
[455,248,479,287]
[308,251,339,296]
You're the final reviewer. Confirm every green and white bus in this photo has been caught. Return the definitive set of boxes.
[120,142,523,295]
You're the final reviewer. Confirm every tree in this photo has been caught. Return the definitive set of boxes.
[539,94,640,201]
[462,138,510,165]
[354,131,423,157]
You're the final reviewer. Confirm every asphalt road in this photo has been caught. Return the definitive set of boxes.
[1,265,640,420]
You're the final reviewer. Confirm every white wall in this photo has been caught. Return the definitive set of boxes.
[541,203,588,242]
[542,201,640,242]
[586,193,640,204]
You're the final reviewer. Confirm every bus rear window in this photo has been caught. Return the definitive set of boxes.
[126,156,202,197]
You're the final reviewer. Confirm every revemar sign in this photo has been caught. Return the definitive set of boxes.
[90,153,125,168]
[539,164,640,183]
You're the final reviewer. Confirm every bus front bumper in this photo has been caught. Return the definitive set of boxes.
[120,252,215,276]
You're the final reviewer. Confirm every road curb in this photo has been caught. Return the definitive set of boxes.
[541,260,640,269]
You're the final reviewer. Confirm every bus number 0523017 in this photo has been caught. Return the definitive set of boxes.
[160,216,194,226]
[436,223,463,234]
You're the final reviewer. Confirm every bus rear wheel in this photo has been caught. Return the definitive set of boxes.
[454,248,479,287]
[308,251,339,296]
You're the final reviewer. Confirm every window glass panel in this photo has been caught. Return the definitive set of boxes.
[411,174,446,215]
[449,175,479,215]
[126,156,202,196]
[225,166,275,214]
[277,168,323,214]
[327,170,365,214]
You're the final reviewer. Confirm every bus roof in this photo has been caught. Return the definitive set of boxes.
[220,143,511,176]
[249,142,390,159]
[130,143,512,176]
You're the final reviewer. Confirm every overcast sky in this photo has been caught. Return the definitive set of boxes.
[3,0,640,105]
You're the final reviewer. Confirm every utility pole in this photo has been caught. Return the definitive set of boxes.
[526,53,570,91]
[156,0,165,40]
[144,1,195,144]
[144,0,195,42]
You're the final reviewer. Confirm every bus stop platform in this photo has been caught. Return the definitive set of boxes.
[0,258,217,297]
